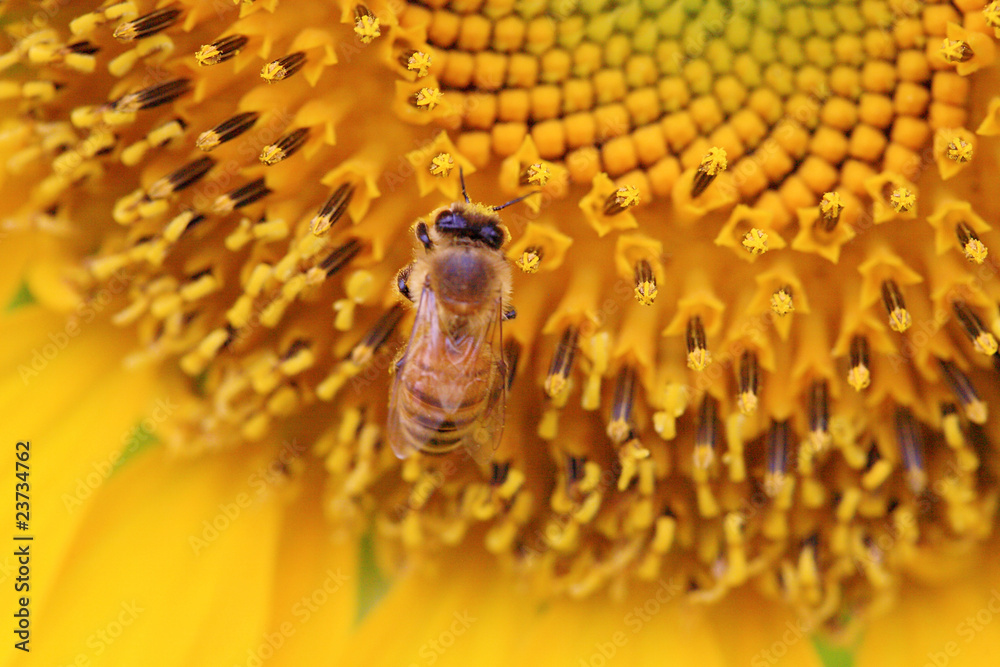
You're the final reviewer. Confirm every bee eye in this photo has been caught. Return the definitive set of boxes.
[434,210,460,232]
[479,224,503,249]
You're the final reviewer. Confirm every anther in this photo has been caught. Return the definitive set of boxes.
[490,460,511,487]
[765,420,791,497]
[311,183,355,236]
[940,38,974,63]
[633,259,657,305]
[881,280,912,332]
[691,147,727,198]
[544,326,579,397]
[516,246,542,273]
[946,138,974,163]
[686,316,711,371]
[402,50,431,77]
[817,191,844,231]
[429,152,454,177]
[196,112,259,151]
[808,380,831,452]
[771,286,794,315]
[259,128,309,165]
[952,301,998,355]
[412,87,444,110]
[147,157,215,199]
[261,52,306,82]
[520,163,551,186]
[607,366,636,445]
[350,305,404,365]
[114,79,190,113]
[956,223,988,264]
[848,335,871,391]
[503,339,521,390]
[212,178,271,214]
[567,455,587,484]
[113,8,181,42]
[985,1,1000,29]
[737,350,759,415]
[195,35,248,66]
[319,238,362,277]
[354,5,381,43]
[938,359,988,424]
[889,187,915,214]
[603,185,640,216]
[694,394,718,470]
[895,408,927,494]
[742,228,769,255]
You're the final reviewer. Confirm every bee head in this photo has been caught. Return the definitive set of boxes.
[433,205,506,250]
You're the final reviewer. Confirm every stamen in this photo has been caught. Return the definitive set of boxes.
[401,50,431,77]
[742,228,769,255]
[808,380,831,453]
[938,359,988,424]
[147,157,215,199]
[503,339,521,391]
[686,315,711,371]
[985,1,1000,29]
[952,301,999,355]
[259,128,309,165]
[114,79,191,113]
[516,246,542,273]
[113,8,181,42]
[567,455,587,484]
[771,286,794,315]
[544,326,579,397]
[280,339,314,375]
[603,185,640,216]
[607,366,636,444]
[881,280,912,332]
[350,305,404,365]
[946,138,974,163]
[354,5,381,43]
[319,238,362,277]
[195,35,248,66]
[520,163,551,186]
[196,112,259,151]
[412,87,444,110]
[895,408,927,494]
[261,52,306,82]
[311,183,355,236]
[765,420,791,497]
[428,153,454,177]
[940,38,974,63]
[848,335,871,391]
[633,259,657,305]
[889,187,915,214]
[817,192,843,232]
[737,350,759,415]
[490,460,511,487]
[694,394,718,471]
[956,223,988,264]
[691,147,728,197]
[212,178,271,214]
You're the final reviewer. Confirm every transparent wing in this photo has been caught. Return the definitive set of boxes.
[386,283,442,459]
[454,295,506,468]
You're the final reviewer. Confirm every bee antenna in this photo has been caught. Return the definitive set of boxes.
[459,167,470,204]
[492,191,540,211]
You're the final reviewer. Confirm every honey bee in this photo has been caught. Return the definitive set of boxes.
[387,178,530,465]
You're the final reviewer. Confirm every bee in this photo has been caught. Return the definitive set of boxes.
[387,176,531,465]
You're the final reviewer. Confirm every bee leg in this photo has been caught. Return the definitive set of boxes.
[396,264,414,302]
[503,307,517,321]
[415,222,432,250]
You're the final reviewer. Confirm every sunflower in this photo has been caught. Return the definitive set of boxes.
[2,0,1000,665]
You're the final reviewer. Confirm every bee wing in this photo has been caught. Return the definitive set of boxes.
[386,283,442,460]
[455,294,506,468]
